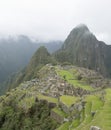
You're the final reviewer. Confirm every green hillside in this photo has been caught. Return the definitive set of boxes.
[0,64,111,130]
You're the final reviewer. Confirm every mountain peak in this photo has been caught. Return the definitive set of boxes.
[55,24,111,77]
[63,24,92,49]
[71,24,90,34]
[75,24,89,30]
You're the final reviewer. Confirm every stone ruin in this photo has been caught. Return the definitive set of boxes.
[90,126,101,130]
[20,65,90,98]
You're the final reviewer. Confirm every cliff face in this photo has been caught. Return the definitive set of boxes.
[55,24,111,77]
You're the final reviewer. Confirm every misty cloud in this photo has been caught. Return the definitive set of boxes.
[0,0,111,44]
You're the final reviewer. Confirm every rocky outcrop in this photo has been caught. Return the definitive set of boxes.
[37,98,57,109]
[59,101,70,113]
[59,100,83,114]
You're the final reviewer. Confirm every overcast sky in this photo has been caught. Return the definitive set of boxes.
[0,0,111,44]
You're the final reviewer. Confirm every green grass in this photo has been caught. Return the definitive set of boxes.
[85,95,104,111]
[70,118,81,130]
[58,95,104,130]
[52,107,67,117]
[38,94,58,104]
[57,69,93,91]
[57,122,71,130]
[69,80,94,91]
[75,94,108,130]
[84,88,111,130]
[58,70,74,79]
[60,95,79,107]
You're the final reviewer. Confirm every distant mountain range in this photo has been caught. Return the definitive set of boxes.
[1,24,111,95]
[0,35,62,82]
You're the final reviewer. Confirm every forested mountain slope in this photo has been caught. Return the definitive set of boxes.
[55,24,111,77]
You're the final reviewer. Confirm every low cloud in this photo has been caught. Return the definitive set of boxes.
[0,0,111,44]
[96,33,111,45]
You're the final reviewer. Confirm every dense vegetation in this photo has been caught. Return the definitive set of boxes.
[0,64,111,130]
[0,88,58,130]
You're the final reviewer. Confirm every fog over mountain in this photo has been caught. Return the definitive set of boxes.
[0,0,111,44]
[55,24,111,77]
[0,35,62,83]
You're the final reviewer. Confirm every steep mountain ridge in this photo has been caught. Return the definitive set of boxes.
[55,24,111,77]
[0,36,38,82]
[6,46,57,90]
[23,46,56,81]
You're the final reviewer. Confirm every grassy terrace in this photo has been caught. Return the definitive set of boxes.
[57,94,104,130]
[38,94,58,104]
[60,95,79,107]
[52,107,67,117]
[80,88,111,130]
[57,122,71,130]
[75,95,104,130]
[57,69,94,91]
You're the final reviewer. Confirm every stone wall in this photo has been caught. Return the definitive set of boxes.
[37,98,57,109]
[59,101,70,114]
